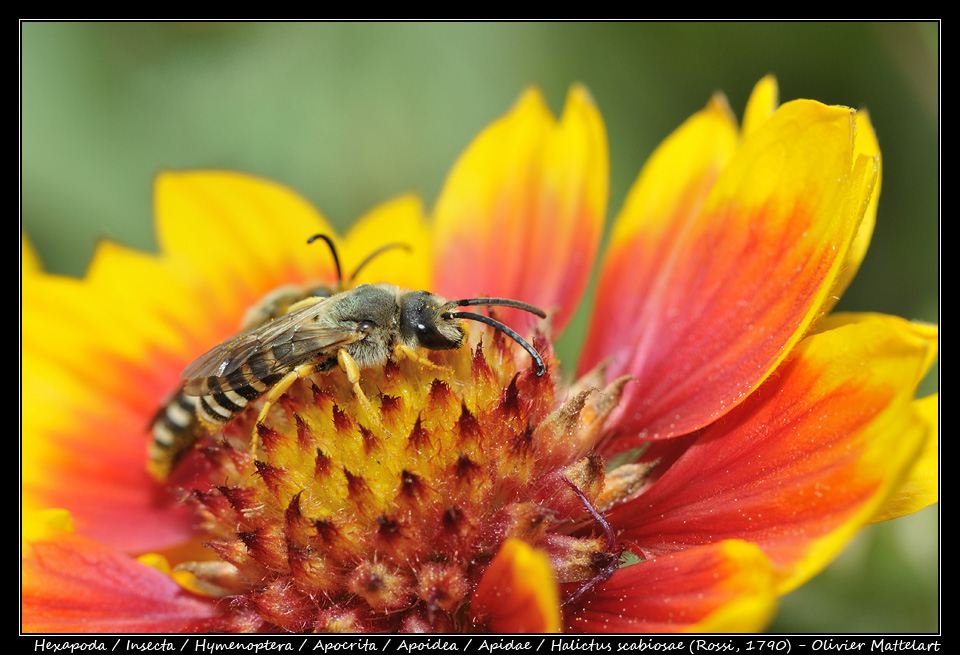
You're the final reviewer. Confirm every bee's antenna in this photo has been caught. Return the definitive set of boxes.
[307,234,342,282]
[444,297,547,319]
[347,243,411,283]
[308,235,411,286]
[441,297,547,377]
[443,311,546,377]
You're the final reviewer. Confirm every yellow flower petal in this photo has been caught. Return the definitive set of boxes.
[566,540,778,633]
[154,170,338,319]
[579,90,737,382]
[741,74,779,138]
[605,92,737,252]
[872,393,939,522]
[137,552,173,575]
[23,508,75,546]
[22,231,42,276]
[340,194,432,291]
[826,108,881,309]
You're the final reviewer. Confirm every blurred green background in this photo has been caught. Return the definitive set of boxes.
[21,22,938,633]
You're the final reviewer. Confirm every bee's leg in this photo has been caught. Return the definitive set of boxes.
[337,349,379,421]
[393,344,454,376]
[252,361,318,454]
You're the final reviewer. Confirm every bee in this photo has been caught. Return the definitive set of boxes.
[148,235,547,480]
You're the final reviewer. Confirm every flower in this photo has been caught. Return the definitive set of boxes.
[22,77,938,633]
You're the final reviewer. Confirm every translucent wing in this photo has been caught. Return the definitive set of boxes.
[180,296,363,396]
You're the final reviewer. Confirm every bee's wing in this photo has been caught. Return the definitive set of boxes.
[180,297,362,395]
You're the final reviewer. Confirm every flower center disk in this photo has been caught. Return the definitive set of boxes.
[177,334,626,632]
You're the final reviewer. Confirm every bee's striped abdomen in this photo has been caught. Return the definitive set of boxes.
[194,361,286,425]
[148,365,285,480]
[148,389,201,480]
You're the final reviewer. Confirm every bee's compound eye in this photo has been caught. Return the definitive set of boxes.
[415,321,461,350]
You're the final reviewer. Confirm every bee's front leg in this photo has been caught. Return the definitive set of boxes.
[336,349,379,422]
[393,343,454,377]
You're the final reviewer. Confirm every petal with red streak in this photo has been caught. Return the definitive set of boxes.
[577,92,737,422]
[22,530,221,633]
[469,538,562,633]
[583,98,879,443]
[433,86,608,334]
[607,314,935,592]
[23,256,199,552]
[564,540,777,633]
[23,194,293,551]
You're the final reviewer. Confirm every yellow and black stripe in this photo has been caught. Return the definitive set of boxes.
[149,349,342,480]
[193,364,286,425]
[147,389,200,480]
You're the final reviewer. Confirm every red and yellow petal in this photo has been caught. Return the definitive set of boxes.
[577,91,737,402]
[22,516,221,633]
[582,90,880,444]
[23,248,199,551]
[738,75,881,310]
[469,538,562,633]
[607,314,935,592]
[564,540,777,633]
[433,86,608,333]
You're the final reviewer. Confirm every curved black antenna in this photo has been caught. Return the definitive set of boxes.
[307,234,411,285]
[306,234,342,282]
[347,242,411,283]
[443,310,546,377]
[443,297,547,319]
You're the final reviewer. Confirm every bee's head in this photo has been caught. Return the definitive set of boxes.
[399,292,466,351]
[399,291,547,376]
